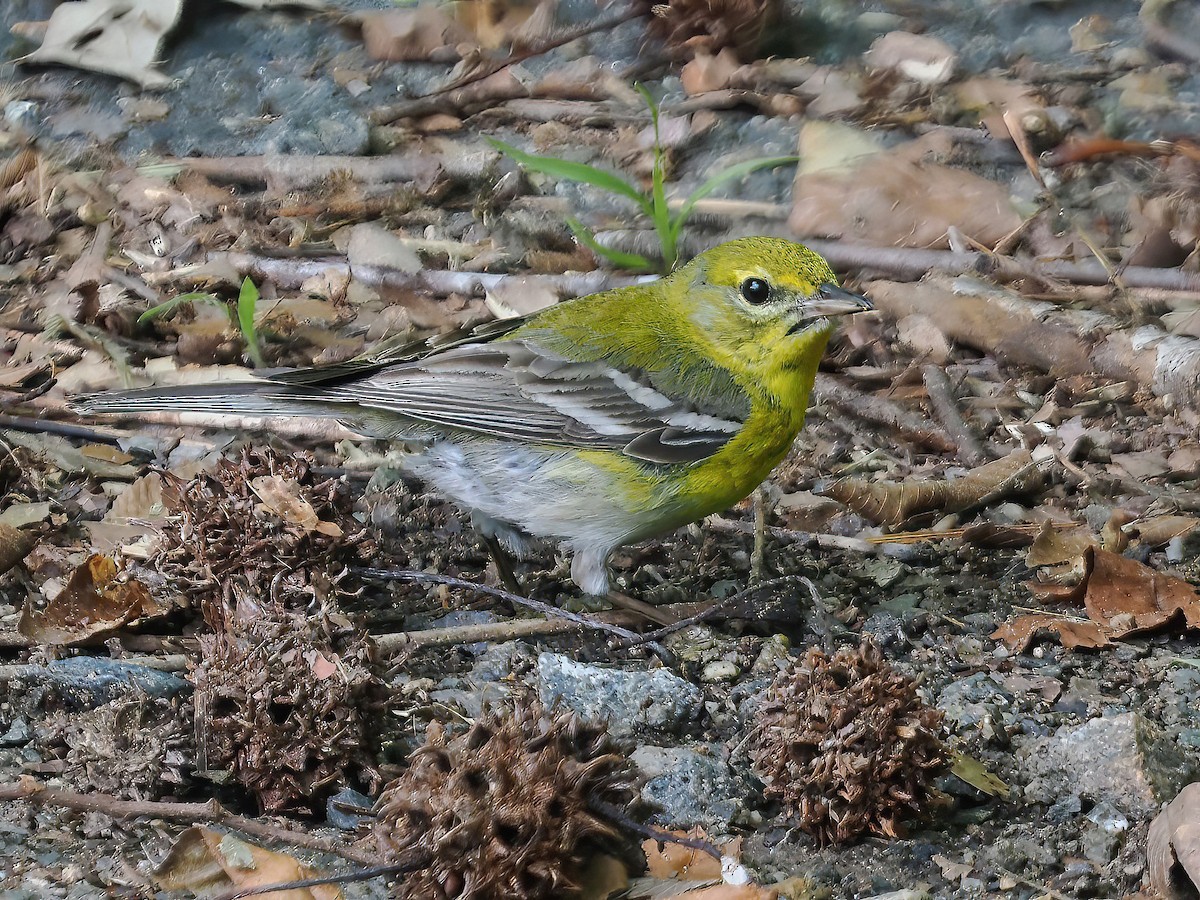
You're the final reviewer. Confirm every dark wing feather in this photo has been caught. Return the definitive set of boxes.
[324,340,744,464]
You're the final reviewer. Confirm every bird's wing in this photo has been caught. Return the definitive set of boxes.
[326,340,745,464]
[263,315,532,386]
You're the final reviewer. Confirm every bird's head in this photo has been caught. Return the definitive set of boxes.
[675,237,872,373]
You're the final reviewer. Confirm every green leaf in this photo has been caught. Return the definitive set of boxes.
[137,292,220,324]
[670,155,800,248]
[487,138,649,211]
[949,750,1010,799]
[566,218,654,271]
[236,277,266,369]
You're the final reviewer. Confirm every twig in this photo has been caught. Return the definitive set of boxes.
[705,515,905,556]
[373,601,708,652]
[402,8,643,102]
[812,374,958,454]
[920,366,991,467]
[623,576,809,645]
[589,797,722,861]
[357,569,674,664]
[0,776,377,865]
[802,239,1200,292]
[0,413,125,445]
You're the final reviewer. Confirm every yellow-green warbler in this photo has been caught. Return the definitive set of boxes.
[72,238,871,596]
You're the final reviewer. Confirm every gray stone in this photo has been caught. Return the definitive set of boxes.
[0,716,30,746]
[937,673,1013,729]
[0,658,188,709]
[536,653,702,737]
[1021,712,1196,817]
[631,744,752,832]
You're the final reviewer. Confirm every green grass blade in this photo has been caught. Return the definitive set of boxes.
[566,218,654,271]
[137,292,219,324]
[236,277,267,368]
[672,156,800,245]
[488,138,649,211]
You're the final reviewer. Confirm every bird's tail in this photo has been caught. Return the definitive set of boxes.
[69,380,343,420]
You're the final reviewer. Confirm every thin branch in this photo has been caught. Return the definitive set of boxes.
[0,777,377,865]
[358,568,674,664]
[920,366,991,467]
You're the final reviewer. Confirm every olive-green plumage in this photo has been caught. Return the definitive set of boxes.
[72,237,871,594]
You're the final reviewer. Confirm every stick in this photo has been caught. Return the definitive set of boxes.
[920,366,991,467]
[811,374,958,453]
[358,569,674,664]
[0,776,377,865]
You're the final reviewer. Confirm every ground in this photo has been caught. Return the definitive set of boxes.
[2,0,1200,898]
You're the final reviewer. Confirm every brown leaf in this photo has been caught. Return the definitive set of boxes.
[991,613,1111,652]
[790,128,1022,249]
[1149,782,1200,899]
[250,474,343,537]
[643,830,737,881]
[153,826,342,899]
[1025,522,1097,568]
[1083,548,1200,634]
[19,554,164,646]
[357,7,472,62]
[0,523,36,576]
[824,449,1038,527]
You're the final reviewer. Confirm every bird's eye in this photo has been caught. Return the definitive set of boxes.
[740,277,771,304]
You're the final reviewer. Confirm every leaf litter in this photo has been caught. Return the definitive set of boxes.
[5,0,1200,898]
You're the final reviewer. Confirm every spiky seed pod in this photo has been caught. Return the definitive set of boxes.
[154,446,375,628]
[644,0,775,61]
[374,703,638,900]
[749,639,948,845]
[46,694,192,801]
[192,607,382,813]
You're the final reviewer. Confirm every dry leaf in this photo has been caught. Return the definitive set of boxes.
[994,548,1200,650]
[153,826,342,899]
[20,0,184,88]
[1025,522,1097,568]
[19,553,164,646]
[0,523,36,577]
[823,449,1039,527]
[863,31,956,85]
[790,128,1022,249]
[1149,782,1200,899]
[357,7,473,62]
[250,474,344,537]
[643,831,737,880]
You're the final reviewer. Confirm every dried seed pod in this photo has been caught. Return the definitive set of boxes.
[193,607,382,813]
[45,694,192,801]
[643,0,775,61]
[154,446,374,628]
[374,703,637,899]
[749,639,948,845]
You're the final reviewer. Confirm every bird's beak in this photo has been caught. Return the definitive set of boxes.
[787,284,873,332]
[804,283,873,318]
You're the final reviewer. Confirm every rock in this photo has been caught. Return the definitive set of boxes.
[0,658,188,709]
[631,744,753,832]
[937,673,1013,729]
[1022,712,1195,817]
[535,653,703,738]
[0,717,30,747]
[700,660,740,683]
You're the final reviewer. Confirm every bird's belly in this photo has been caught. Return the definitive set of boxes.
[401,439,647,550]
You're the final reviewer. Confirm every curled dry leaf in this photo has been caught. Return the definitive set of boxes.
[790,129,1022,249]
[19,554,164,646]
[0,523,36,576]
[357,7,473,62]
[249,474,344,537]
[994,547,1200,651]
[823,449,1040,527]
[1149,782,1200,899]
[19,0,184,88]
[153,826,341,899]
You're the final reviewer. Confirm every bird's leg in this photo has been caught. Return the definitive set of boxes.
[481,533,524,595]
[750,485,769,584]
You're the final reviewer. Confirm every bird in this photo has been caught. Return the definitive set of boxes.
[72,237,871,605]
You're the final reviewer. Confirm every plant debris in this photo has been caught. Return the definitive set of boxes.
[748,639,948,845]
[373,702,637,899]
